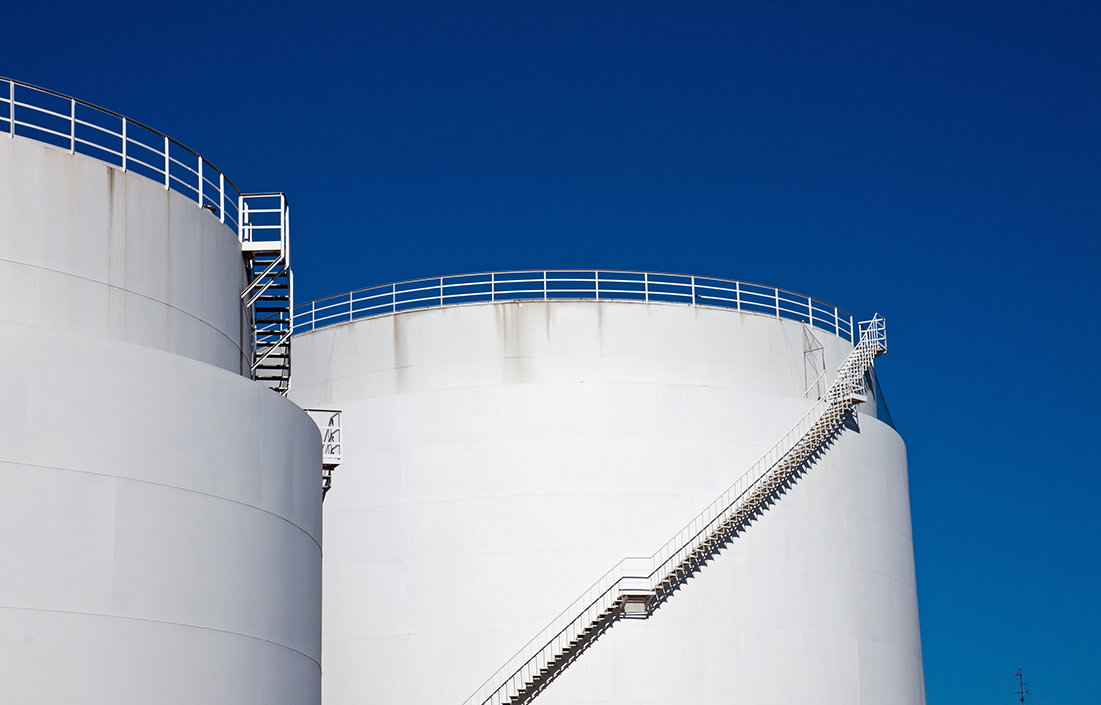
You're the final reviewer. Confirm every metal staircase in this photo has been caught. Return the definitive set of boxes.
[239,193,292,394]
[306,409,343,500]
[463,315,888,705]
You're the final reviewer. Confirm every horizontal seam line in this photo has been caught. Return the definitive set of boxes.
[0,459,321,553]
[0,603,320,669]
[0,256,243,354]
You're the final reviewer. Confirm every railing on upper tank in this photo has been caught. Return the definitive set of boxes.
[0,77,243,231]
[293,271,856,343]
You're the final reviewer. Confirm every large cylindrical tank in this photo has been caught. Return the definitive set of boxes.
[289,282,925,705]
[0,111,322,703]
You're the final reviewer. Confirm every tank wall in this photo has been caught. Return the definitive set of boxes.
[289,300,856,405]
[0,320,322,705]
[0,136,247,374]
[289,301,923,705]
[0,134,321,705]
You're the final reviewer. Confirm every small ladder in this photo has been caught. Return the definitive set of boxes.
[306,409,343,500]
[240,193,292,394]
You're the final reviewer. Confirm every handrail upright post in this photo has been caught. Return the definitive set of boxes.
[735,280,740,310]
[197,156,203,208]
[691,276,696,305]
[219,173,224,223]
[163,135,169,190]
[543,271,547,300]
[439,277,444,308]
[8,80,13,138]
[774,288,780,318]
[69,98,75,154]
[121,118,127,170]
[807,296,812,326]
[645,272,649,302]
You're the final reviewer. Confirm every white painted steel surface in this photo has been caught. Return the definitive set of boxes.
[0,135,248,374]
[289,299,924,705]
[0,133,322,704]
[0,77,243,229]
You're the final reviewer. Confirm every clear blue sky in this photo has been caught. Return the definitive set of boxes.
[5,1,1098,702]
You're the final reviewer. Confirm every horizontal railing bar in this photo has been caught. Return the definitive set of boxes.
[74,118,119,135]
[168,156,199,175]
[3,76,243,201]
[13,120,70,140]
[74,139,123,159]
[13,101,71,121]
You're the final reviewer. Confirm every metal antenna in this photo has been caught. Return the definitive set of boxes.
[1004,667,1029,704]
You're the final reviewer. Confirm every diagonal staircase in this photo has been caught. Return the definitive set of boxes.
[239,193,292,394]
[462,315,888,705]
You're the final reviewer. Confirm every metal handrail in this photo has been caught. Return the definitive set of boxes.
[293,270,857,343]
[463,315,886,705]
[0,77,243,230]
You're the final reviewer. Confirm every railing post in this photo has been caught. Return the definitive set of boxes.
[121,118,127,170]
[491,272,495,302]
[163,135,170,190]
[834,307,839,337]
[735,280,740,310]
[807,296,813,326]
[595,271,600,300]
[849,314,854,344]
[219,172,224,223]
[197,156,203,208]
[644,272,649,302]
[8,80,13,138]
[69,98,75,154]
[439,277,444,308]
[774,288,780,318]
[391,283,396,313]
[691,276,696,305]
[543,270,547,300]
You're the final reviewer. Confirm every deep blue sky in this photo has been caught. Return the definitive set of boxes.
[5,1,1099,702]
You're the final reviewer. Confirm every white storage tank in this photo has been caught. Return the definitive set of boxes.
[290,273,924,705]
[0,80,321,705]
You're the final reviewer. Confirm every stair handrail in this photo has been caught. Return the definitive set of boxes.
[462,315,886,705]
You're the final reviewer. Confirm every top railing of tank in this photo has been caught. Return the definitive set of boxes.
[293,271,857,343]
[0,77,243,231]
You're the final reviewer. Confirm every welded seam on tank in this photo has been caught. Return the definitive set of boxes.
[0,603,321,668]
[0,257,245,355]
[0,459,321,553]
[320,547,920,607]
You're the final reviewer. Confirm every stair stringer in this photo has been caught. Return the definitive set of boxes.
[239,193,292,394]
[461,315,888,705]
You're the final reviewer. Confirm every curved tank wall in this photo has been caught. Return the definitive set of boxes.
[0,136,322,705]
[288,299,925,704]
[0,135,248,375]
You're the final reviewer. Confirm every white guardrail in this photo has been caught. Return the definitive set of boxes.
[293,271,856,343]
[0,77,243,231]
